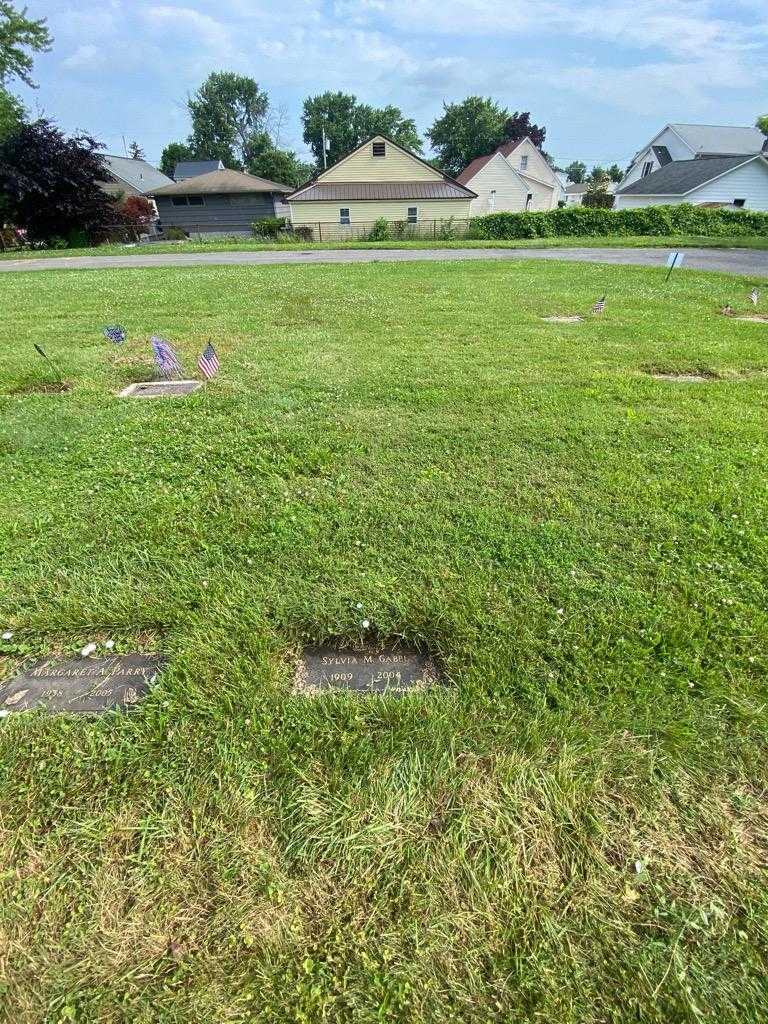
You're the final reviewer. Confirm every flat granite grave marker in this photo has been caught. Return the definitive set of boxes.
[119,380,201,398]
[0,654,164,714]
[296,646,440,696]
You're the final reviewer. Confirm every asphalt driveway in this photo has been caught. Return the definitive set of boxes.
[0,246,766,276]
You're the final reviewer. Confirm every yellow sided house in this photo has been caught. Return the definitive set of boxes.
[286,136,476,239]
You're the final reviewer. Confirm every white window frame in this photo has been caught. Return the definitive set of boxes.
[407,206,418,224]
[520,155,529,171]
[525,192,533,210]
[641,161,654,177]
[489,189,496,212]
[170,195,206,207]
[339,207,351,225]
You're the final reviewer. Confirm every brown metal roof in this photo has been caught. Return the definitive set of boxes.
[288,180,475,202]
[150,168,292,196]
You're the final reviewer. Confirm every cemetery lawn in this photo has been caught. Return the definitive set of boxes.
[1,258,767,1023]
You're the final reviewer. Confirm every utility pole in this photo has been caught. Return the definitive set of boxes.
[321,126,328,170]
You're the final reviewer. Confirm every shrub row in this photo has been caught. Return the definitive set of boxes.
[468,204,768,240]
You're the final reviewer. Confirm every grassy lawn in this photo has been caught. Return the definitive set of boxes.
[1,258,767,1023]
[1,233,768,260]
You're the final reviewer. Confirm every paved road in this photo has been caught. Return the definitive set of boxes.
[0,246,766,276]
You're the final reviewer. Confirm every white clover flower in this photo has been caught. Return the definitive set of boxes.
[104,640,115,650]
[81,643,97,657]
[362,619,370,629]
[1,631,13,640]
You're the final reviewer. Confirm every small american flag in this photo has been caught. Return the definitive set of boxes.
[150,336,183,378]
[103,325,126,344]
[197,342,219,379]
[750,288,759,307]
[592,295,606,314]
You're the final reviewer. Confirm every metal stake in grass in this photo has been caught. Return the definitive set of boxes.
[33,343,64,385]
[665,251,685,282]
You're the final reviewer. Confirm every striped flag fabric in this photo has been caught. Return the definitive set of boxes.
[197,342,220,379]
[103,325,126,344]
[750,287,759,306]
[591,295,606,314]
[150,336,183,378]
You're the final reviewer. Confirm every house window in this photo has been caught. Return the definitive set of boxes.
[525,192,533,210]
[520,155,528,171]
[489,189,496,211]
[407,206,418,223]
[339,208,350,224]
[170,195,205,206]
[733,198,746,207]
[188,195,205,206]
[372,141,386,157]
[641,161,654,177]
[171,196,186,206]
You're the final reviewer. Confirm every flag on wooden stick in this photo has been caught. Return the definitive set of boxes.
[150,336,183,378]
[197,342,219,379]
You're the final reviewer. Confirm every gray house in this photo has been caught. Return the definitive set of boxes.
[149,169,293,235]
[173,159,224,181]
[98,155,174,198]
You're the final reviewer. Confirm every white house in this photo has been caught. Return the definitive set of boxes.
[614,154,768,210]
[564,182,617,207]
[620,123,765,190]
[456,137,563,215]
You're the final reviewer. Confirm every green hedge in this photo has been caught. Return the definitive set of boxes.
[468,204,768,240]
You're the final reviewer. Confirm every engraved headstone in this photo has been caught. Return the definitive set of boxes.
[119,380,201,398]
[0,654,164,714]
[296,646,440,696]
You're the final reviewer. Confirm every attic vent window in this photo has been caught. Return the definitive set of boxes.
[520,155,528,171]
[372,141,386,157]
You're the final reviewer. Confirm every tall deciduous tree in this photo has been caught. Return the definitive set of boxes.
[427,96,508,177]
[0,118,119,242]
[564,160,586,183]
[159,141,195,178]
[502,111,546,149]
[302,91,421,169]
[606,163,624,183]
[757,115,768,139]
[187,71,270,169]
[249,146,312,187]
[0,1,51,87]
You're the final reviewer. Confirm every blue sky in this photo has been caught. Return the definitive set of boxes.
[19,0,768,169]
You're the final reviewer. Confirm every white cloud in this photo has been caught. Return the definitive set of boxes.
[61,44,102,70]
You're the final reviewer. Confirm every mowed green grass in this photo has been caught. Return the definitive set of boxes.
[1,232,768,260]
[0,259,767,1023]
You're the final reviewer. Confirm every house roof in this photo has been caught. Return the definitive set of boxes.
[288,180,475,202]
[287,135,475,201]
[668,123,764,156]
[455,139,526,184]
[174,159,224,179]
[99,154,173,194]
[616,155,764,196]
[150,168,292,196]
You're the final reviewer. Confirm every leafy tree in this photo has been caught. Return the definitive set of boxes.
[120,194,154,234]
[187,71,269,170]
[564,160,586,183]
[502,110,546,148]
[249,146,312,187]
[0,84,21,139]
[160,141,195,178]
[127,140,145,161]
[0,118,119,243]
[582,173,614,208]
[757,115,768,139]
[0,1,51,88]
[427,96,508,177]
[587,164,608,183]
[302,91,421,169]
[607,163,624,183]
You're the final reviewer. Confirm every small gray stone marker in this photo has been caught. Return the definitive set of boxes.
[296,646,440,696]
[0,654,164,714]
[119,380,201,398]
